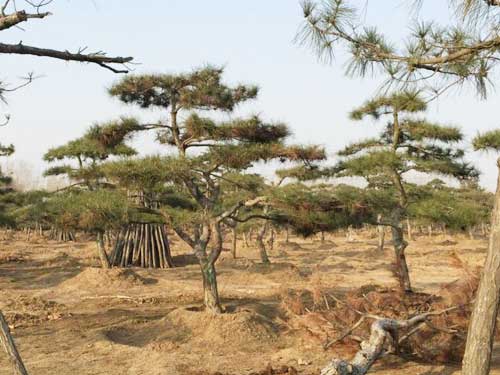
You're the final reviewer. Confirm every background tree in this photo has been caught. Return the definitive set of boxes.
[42,120,137,241]
[299,1,500,372]
[43,190,130,268]
[335,91,475,292]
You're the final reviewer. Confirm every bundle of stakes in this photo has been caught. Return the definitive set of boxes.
[110,223,173,268]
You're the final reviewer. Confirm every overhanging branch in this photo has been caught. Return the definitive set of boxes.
[0,9,50,30]
[0,42,133,73]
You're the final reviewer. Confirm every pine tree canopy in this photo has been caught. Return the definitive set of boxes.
[336,91,477,182]
[43,120,138,187]
[43,190,130,233]
[473,129,500,152]
[108,66,258,111]
[299,0,500,96]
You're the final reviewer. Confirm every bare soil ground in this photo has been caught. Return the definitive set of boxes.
[0,230,497,374]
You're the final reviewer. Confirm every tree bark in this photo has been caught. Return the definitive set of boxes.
[96,231,111,269]
[377,214,385,251]
[462,160,500,375]
[200,259,223,314]
[406,218,413,241]
[390,209,412,293]
[256,222,270,264]
[231,227,237,259]
[0,311,29,375]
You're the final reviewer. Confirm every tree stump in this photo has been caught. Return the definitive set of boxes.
[110,223,173,268]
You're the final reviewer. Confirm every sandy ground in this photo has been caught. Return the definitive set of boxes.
[0,229,497,374]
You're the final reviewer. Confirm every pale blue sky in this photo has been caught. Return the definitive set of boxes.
[1,1,499,190]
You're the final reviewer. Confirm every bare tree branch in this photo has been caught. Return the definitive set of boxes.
[0,42,133,73]
[0,9,50,30]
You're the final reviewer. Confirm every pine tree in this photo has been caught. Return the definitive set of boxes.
[42,120,137,242]
[299,1,500,370]
[336,91,475,292]
[98,66,326,313]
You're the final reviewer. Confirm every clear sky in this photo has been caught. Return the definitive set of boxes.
[1,0,499,190]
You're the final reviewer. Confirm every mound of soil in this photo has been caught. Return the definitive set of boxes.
[315,243,336,251]
[247,263,307,282]
[166,307,278,348]
[217,256,256,269]
[57,267,153,291]
[277,242,303,251]
[2,296,66,328]
[0,252,26,264]
[437,239,458,246]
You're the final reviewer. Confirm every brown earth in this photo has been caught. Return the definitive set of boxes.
[0,230,497,374]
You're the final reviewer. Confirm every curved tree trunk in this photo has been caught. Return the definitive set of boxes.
[96,231,111,269]
[390,209,412,293]
[462,161,500,375]
[0,311,29,375]
[256,222,270,264]
[110,223,173,268]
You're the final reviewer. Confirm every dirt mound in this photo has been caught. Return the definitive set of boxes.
[2,296,66,328]
[217,256,256,269]
[248,262,307,282]
[277,242,303,251]
[0,252,26,264]
[57,267,153,291]
[315,242,336,251]
[166,307,278,348]
[437,239,458,246]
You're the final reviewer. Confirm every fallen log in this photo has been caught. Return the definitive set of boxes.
[320,307,458,375]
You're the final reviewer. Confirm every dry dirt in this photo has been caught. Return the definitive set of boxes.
[0,230,497,374]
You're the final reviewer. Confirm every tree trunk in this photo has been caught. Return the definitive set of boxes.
[96,231,111,269]
[0,311,29,375]
[346,226,355,242]
[200,258,222,314]
[243,231,249,248]
[267,228,274,250]
[321,231,325,243]
[406,218,412,241]
[377,214,385,251]
[285,226,289,243]
[256,222,270,264]
[231,227,237,259]
[462,161,500,375]
[468,227,475,240]
[390,209,412,293]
